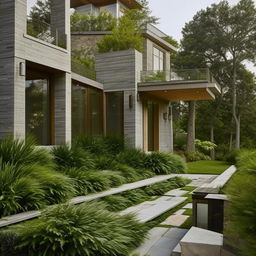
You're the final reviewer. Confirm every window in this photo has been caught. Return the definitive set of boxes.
[197,203,208,229]
[106,92,124,136]
[26,78,51,145]
[153,47,164,71]
[87,88,103,136]
[72,83,103,139]
[72,83,87,139]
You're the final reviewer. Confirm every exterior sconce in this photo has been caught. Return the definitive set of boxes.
[129,94,133,109]
[19,62,25,76]
[163,112,168,121]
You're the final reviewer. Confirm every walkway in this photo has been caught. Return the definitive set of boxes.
[0,174,216,228]
[133,227,188,256]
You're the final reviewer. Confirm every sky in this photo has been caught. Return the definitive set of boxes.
[148,0,256,74]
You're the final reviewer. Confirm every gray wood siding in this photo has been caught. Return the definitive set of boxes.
[143,38,171,72]
[159,102,173,152]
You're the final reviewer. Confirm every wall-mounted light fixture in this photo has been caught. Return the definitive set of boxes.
[129,94,133,109]
[19,62,25,76]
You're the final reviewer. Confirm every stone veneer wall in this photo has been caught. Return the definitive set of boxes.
[71,34,106,59]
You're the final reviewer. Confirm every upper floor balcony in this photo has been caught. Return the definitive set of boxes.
[27,16,67,49]
[138,68,221,101]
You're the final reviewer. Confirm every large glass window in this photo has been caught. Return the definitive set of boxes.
[147,102,159,152]
[72,84,87,139]
[153,47,164,71]
[106,92,124,136]
[72,83,103,139]
[88,88,103,136]
[26,79,50,145]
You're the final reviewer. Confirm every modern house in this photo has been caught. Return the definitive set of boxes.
[0,0,220,152]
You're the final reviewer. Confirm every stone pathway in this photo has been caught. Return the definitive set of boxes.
[0,174,216,228]
[133,227,188,256]
[120,196,187,223]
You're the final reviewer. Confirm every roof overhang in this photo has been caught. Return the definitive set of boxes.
[71,0,142,9]
[142,24,178,52]
[138,80,221,101]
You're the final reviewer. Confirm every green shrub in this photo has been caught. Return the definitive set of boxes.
[111,162,141,182]
[97,15,143,53]
[94,156,113,170]
[3,203,148,256]
[0,162,74,217]
[52,145,95,170]
[101,195,132,212]
[103,136,126,155]
[0,136,52,167]
[225,150,256,256]
[74,136,107,155]
[236,150,256,172]
[30,165,75,205]
[186,151,211,162]
[224,149,240,165]
[101,171,127,187]
[71,10,116,32]
[121,189,149,204]
[143,177,188,196]
[62,168,92,195]
[74,170,111,193]
[117,148,147,169]
[144,152,187,174]
[0,162,44,217]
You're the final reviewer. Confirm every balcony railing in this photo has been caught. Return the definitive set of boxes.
[141,68,216,83]
[27,16,67,49]
[71,60,96,81]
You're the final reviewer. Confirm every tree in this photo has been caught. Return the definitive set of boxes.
[97,15,143,53]
[123,0,159,29]
[29,0,51,24]
[71,10,116,32]
[180,0,256,149]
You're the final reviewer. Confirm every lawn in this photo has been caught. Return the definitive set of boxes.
[187,160,230,175]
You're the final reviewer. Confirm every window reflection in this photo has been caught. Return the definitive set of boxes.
[106,92,123,136]
[26,79,50,145]
[72,83,103,138]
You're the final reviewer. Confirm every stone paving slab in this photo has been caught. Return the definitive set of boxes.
[134,228,188,256]
[121,197,187,223]
[164,189,188,197]
[174,209,186,215]
[183,203,192,209]
[0,173,217,228]
[161,215,189,226]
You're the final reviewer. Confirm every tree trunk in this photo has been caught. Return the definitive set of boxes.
[187,101,196,152]
[232,64,240,149]
[229,132,233,151]
[210,125,215,160]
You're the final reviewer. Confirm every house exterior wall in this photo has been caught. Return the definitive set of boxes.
[0,0,71,144]
[143,38,171,72]
[71,34,106,59]
[95,49,144,148]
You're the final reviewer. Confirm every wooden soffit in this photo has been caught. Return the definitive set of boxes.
[138,82,220,102]
[71,0,142,9]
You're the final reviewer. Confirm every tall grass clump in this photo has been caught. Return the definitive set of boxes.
[0,162,74,217]
[1,203,148,256]
[144,152,187,174]
[117,148,147,169]
[225,150,256,256]
[0,137,75,217]
[52,145,95,170]
[0,136,52,167]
